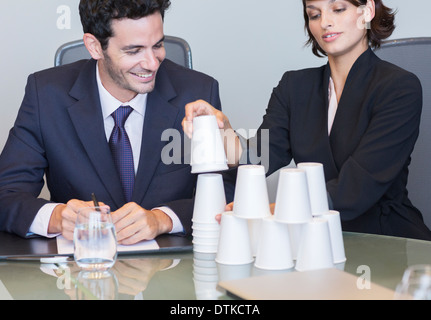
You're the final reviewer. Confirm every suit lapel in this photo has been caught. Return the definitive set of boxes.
[133,62,179,204]
[329,48,374,169]
[67,60,125,207]
[315,64,340,181]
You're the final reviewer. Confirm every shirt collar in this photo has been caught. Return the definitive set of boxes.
[96,62,147,119]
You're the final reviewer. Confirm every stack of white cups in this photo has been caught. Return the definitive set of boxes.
[216,165,271,266]
[190,115,229,254]
[191,173,226,253]
[272,163,346,272]
[189,115,346,273]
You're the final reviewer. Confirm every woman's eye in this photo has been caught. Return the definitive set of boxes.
[333,7,346,13]
[307,11,320,20]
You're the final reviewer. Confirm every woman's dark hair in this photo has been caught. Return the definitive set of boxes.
[302,0,396,57]
[79,0,171,50]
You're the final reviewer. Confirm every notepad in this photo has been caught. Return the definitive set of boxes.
[218,267,396,300]
[56,235,160,255]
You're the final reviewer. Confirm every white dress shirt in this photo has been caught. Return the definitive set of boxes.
[29,63,183,237]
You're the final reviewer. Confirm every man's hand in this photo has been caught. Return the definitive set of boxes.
[182,99,230,138]
[182,99,242,166]
[48,199,101,240]
[111,202,173,245]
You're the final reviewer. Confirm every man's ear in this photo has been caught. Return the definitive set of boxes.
[83,33,104,60]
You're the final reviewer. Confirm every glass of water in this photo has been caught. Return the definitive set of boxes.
[73,206,117,271]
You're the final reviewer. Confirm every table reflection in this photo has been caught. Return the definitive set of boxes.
[51,256,179,300]
[75,270,118,300]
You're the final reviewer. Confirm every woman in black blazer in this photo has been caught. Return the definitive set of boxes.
[184,0,431,240]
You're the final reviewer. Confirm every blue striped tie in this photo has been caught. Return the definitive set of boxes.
[109,106,135,202]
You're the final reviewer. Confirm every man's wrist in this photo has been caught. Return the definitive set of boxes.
[151,209,173,235]
[48,204,67,234]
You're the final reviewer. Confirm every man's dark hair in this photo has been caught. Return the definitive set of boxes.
[79,0,171,50]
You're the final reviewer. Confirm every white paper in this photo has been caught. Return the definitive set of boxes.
[56,235,160,255]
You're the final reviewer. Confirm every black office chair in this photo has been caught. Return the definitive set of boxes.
[374,37,431,227]
[54,35,193,69]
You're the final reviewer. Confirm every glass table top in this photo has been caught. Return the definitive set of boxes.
[1,232,431,300]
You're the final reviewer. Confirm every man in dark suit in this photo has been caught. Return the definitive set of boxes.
[0,0,233,244]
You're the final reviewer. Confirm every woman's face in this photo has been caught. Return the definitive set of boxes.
[305,0,374,59]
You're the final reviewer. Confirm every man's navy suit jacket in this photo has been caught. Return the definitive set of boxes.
[0,58,235,237]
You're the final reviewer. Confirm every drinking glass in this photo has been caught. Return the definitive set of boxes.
[73,206,117,271]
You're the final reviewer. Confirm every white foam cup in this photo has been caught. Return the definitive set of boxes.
[192,240,218,254]
[319,210,346,264]
[295,217,335,272]
[192,227,220,238]
[192,173,226,224]
[190,115,228,173]
[232,165,271,219]
[215,212,254,265]
[254,216,294,270]
[297,162,329,215]
[192,235,219,245]
[273,168,312,224]
[192,221,220,230]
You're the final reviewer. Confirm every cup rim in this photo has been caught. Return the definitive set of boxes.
[215,257,255,265]
[254,261,294,270]
[191,163,228,174]
[192,219,220,225]
[232,211,271,219]
[192,240,219,245]
[273,217,312,224]
[297,162,324,167]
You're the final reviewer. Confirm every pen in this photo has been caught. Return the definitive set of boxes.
[91,193,99,207]
[91,192,101,212]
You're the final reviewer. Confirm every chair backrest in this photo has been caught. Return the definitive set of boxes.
[54,35,193,69]
[374,37,431,227]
